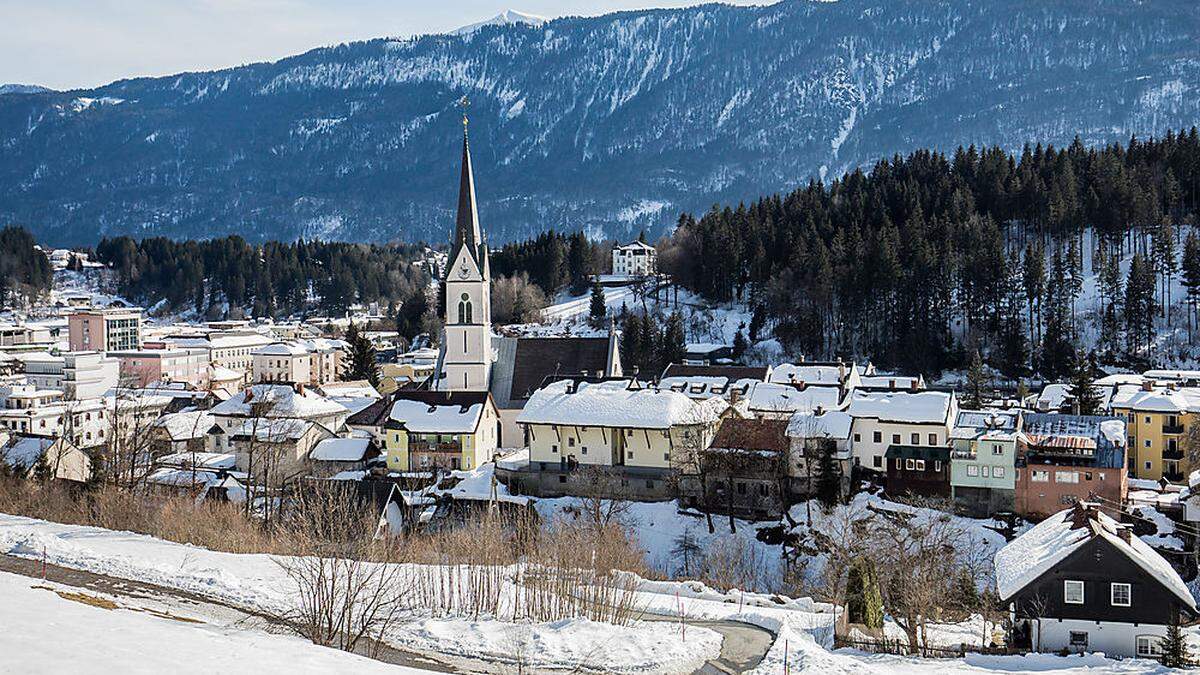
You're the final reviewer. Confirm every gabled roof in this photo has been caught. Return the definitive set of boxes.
[386,390,491,434]
[211,384,347,419]
[709,418,789,453]
[517,379,722,430]
[845,390,953,425]
[496,336,615,406]
[994,503,1195,609]
[310,437,375,462]
[662,364,769,382]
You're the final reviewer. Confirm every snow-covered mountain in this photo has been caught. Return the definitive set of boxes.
[0,83,53,95]
[453,9,548,35]
[1,0,1198,246]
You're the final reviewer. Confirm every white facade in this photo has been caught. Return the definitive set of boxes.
[1032,618,1165,659]
[252,343,313,384]
[611,241,656,276]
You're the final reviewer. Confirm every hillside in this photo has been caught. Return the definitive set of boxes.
[1,0,1198,246]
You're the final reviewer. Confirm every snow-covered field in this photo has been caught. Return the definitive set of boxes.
[0,571,434,674]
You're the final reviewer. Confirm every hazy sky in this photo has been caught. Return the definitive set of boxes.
[2,0,763,91]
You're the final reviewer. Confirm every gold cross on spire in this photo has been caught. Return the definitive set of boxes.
[459,95,470,132]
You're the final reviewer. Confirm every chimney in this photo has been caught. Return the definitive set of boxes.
[730,388,741,405]
[889,378,896,389]
[244,388,254,403]
[1116,524,1133,545]
[1085,502,1101,522]
[815,405,825,416]
[789,373,797,383]
[567,379,579,394]
[1142,380,1154,392]
[838,362,846,380]
[909,380,919,394]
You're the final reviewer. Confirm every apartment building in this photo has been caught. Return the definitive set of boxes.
[68,307,143,352]
[1108,381,1199,482]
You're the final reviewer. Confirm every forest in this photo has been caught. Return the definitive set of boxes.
[0,226,53,309]
[658,128,1200,379]
[92,236,431,320]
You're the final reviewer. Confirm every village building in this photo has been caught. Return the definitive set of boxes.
[507,378,725,499]
[1108,379,1200,482]
[842,390,957,474]
[884,444,951,499]
[856,374,926,393]
[786,408,853,498]
[68,306,143,352]
[610,240,657,276]
[995,501,1196,658]
[768,361,861,401]
[949,409,1022,517]
[150,411,216,455]
[382,390,498,473]
[110,347,209,388]
[678,416,789,520]
[0,434,93,483]
[19,351,120,400]
[306,436,380,479]
[252,342,312,384]
[1014,413,1128,520]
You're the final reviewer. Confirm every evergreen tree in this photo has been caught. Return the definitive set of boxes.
[1125,253,1157,360]
[1183,231,1200,343]
[588,280,607,325]
[1160,616,1194,668]
[965,349,987,408]
[345,323,380,386]
[620,314,646,378]
[1069,351,1102,415]
[659,312,688,373]
[814,442,841,508]
[732,327,749,362]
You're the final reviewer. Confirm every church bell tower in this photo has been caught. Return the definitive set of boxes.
[439,99,492,392]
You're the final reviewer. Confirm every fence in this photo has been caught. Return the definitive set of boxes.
[833,635,1015,658]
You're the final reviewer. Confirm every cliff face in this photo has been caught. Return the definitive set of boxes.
[2,0,1198,245]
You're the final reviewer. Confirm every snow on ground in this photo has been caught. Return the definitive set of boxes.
[542,285,636,322]
[0,512,719,673]
[0,571,435,675]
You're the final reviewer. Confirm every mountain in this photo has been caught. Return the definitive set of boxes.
[2,0,1199,247]
[0,84,53,95]
[453,9,548,35]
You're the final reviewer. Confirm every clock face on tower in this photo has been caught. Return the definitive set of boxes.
[457,263,470,279]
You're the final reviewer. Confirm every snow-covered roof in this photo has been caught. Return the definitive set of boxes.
[994,503,1195,609]
[1,436,53,471]
[146,467,221,488]
[390,398,484,434]
[858,375,922,390]
[153,411,216,441]
[230,418,314,441]
[207,365,243,381]
[660,375,758,400]
[746,381,841,415]
[310,437,372,462]
[845,390,953,425]
[769,363,846,386]
[211,384,347,419]
[318,381,381,400]
[156,451,236,470]
[787,410,853,440]
[951,409,1021,440]
[256,342,309,356]
[517,379,721,430]
[1109,384,1200,413]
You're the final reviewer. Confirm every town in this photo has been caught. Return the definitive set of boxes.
[1,120,1199,672]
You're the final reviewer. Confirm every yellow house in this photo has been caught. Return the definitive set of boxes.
[383,391,498,473]
[1109,382,1199,482]
[515,379,725,486]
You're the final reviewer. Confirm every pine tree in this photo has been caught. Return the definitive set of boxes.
[732,327,749,362]
[345,323,380,386]
[1160,616,1194,668]
[1183,231,1200,343]
[1069,351,1102,415]
[1125,253,1156,360]
[965,349,987,408]
[620,314,645,378]
[659,312,688,373]
[814,442,841,508]
[588,280,607,326]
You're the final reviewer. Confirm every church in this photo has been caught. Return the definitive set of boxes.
[430,112,622,447]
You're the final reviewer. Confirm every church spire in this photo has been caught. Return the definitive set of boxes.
[453,96,482,265]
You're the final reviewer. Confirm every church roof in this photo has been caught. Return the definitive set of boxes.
[449,130,486,273]
[491,336,615,408]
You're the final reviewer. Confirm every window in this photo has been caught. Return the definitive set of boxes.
[1055,471,1079,484]
[1032,470,1050,482]
[993,466,1005,478]
[1144,439,1152,448]
[915,459,926,471]
[854,433,861,443]
[892,434,901,444]
[992,443,1003,456]
[873,431,882,443]
[568,437,575,447]
[581,446,588,455]
[1110,583,1130,607]
[1070,631,1089,648]
[1145,461,1152,471]
[551,444,558,453]
[1145,416,1152,424]
[872,456,881,468]
[911,433,919,445]
[930,434,938,446]
[905,458,915,470]
[967,465,979,477]
[457,293,473,324]
[980,465,989,477]
[1137,636,1163,657]
[1064,580,1084,604]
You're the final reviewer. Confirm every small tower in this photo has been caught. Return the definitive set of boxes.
[440,99,492,392]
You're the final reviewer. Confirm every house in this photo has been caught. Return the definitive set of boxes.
[110,348,209,388]
[884,444,951,499]
[383,390,499,473]
[306,436,380,479]
[786,408,853,498]
[146,451,244,501]
[1015,413,1128,520]
[995,501,1196,658]
[949,409,1022,517]
[768,361,860,401]
[678,417,789,520]
[842,390,957,473]
[150,411,216,455]
[19,351,120,400]
[1108,380,1200,482]
[856,374,925,393]
[660,367,839,419]
[611,240,657,276]
[210,383,349,434]
[252,342,313,384]
[225,417,335,480]
[1,434,93,483]
[317,380,382,416]
[509,378,725,499]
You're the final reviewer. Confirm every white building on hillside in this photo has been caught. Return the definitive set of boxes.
[843,390,957,472]
[611,241,656,276]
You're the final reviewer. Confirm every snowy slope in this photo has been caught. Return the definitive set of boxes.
[453,9,548,35]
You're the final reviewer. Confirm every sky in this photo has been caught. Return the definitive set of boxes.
[1,0,764,91]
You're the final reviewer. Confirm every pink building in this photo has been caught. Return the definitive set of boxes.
[110,348,209,388]
[68,307,143,352]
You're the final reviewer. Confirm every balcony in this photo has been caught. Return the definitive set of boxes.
[409,440,461,454]
[1163,447,1184,461]
[1163,423,1185,435]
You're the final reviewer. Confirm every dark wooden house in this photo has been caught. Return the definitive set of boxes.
[884,444,950,499]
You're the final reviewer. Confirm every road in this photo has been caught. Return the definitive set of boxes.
[0,553,774,674]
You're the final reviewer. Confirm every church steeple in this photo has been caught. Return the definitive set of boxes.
[452,98,482,268]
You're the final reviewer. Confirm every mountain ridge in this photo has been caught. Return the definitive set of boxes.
[1,0,1198,247]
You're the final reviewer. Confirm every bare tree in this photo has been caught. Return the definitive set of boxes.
[574,465,634,529]
[101,383,166,490]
